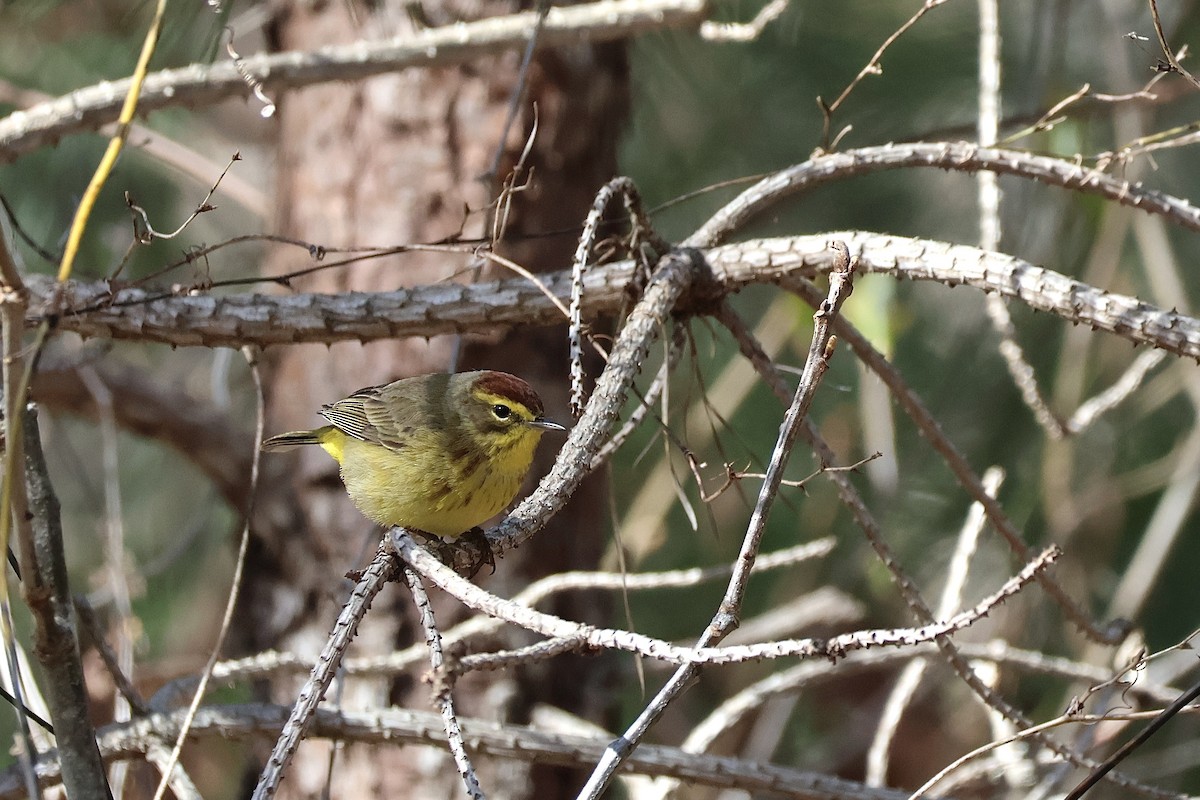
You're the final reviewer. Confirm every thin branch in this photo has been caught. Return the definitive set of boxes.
[911,705,1192,799]
[817,0,951,148]
[779,275,1124,642]
[395,528,1054,667]
[1064,675,1200,799]
[1065,349,1166,434]
[251,541,399,800]
[578,245,856,798]
[249,542,398,796]
[2,701,919,800]
[0,0,709,160]
[568,176,669,417]
[402,567,485,799]
[977,13,1067,441]
[0,191,39,800]
[1147,0,1200,90]
[699,0,788,41]
[685,142,1200,248]
[21,407,110,799]
[72,597,147,716]
[151,347,264,800]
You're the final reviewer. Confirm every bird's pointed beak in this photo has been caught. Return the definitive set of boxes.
[529,418,567,432]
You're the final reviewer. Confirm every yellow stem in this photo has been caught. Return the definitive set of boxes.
[57,0,167,283]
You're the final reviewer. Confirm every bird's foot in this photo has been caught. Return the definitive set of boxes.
[459,527,496,579]
[410,528,495,578]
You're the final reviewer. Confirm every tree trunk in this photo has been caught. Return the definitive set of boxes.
[244,1,626,796]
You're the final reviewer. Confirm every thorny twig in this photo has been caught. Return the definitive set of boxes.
[251,542,399,800]
[576,243,856,798]
[569,176,669,417]
[403,567,485,799]
[725,284,1168,797]
[394,529,1060,668]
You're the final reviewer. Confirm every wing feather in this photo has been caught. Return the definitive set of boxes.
[319,380,431,452]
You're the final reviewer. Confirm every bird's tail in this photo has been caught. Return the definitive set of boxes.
[261,428,325,451]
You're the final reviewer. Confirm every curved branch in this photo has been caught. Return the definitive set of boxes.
[685,142,1200,247]
[0,0,706,160]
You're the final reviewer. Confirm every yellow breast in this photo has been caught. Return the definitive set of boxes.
[321,428,535,539]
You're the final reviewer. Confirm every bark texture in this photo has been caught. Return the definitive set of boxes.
[245,0,627,795]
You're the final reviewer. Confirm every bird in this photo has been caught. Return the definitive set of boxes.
[261,370,565,539]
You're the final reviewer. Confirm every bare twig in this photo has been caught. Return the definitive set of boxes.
[1,701,921,800]
[21,407,110,800]
[403,567,485,799]
[0,197,39,800]
[223,29,275,117]
[1064,675,1200,799]
[72,597,147,716]
[685,142,1200,248]
[569,176,668,417]
[1147,0,1200,90]
[699,0,788,41]
[977,0,1066,440]
[396,527,1050,668]
[152,347,264,800]
[251,541,399,799]
[118,150,242,277]
[779,275,1122,641]
[817,0,951,148]
[911,704,1191,800]
[1065,349,1166,433]
[0,0,709,160]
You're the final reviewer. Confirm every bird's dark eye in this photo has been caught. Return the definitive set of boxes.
[492,403,513,420]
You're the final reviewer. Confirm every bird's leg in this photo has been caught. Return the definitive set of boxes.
[459,527,496,578]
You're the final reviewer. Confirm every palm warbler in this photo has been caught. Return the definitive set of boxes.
[261,371,565,538]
